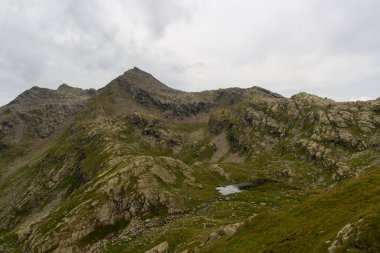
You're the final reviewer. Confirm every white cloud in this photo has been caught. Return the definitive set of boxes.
[0,0,379,105]
[349,96,372,102]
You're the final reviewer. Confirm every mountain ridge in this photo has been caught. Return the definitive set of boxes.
[0,68,379,253]
[4,67,378,109]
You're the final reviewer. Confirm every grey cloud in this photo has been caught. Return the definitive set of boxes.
[136,0,194,37]
[0,0,379,106]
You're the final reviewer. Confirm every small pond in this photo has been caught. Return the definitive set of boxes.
[216,182,255,195]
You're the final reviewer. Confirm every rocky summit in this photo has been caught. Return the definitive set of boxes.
[0,68,379,253]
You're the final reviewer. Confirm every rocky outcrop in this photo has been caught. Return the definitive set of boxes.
[145,241,169,253]
[201,222,244,246]
[208,93,379,182]
[328,219,365,253]
[21,154,197,251]
[127,112,182,147]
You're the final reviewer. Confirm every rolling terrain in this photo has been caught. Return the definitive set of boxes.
[0,68,379,252]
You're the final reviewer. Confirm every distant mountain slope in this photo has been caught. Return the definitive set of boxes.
[0,68,378,253]
[0,84,95,163]
[90,67,282,119]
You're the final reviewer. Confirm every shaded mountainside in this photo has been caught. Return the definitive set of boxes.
[0,68,379,252]
[90,67,282,119]
[0,84,95,164]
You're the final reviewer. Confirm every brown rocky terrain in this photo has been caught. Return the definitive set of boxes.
[0,84,95,159]
[0,68,378,253]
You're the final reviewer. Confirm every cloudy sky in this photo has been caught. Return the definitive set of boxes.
[0,0,379,105]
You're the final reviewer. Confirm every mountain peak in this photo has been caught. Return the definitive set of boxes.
[1,67,379,253]
[57,83,73,90]
[112,67,174,93]
[291,92,335,105]
[124,66,151,76]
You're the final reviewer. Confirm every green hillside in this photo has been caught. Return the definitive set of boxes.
[0,68,378,252]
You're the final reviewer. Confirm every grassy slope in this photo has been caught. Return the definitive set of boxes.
[102,179,307,253]
[1,84,379,252]
[200,169,380,253]
[2,115,377,252]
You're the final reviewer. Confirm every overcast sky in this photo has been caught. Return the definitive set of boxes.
[0,0,379,105]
